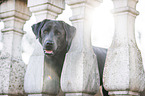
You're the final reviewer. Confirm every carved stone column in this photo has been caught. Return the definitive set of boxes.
[0,0,31,96]
[24,0,65,96]
[103,0,145,96]
[61,0,102,96]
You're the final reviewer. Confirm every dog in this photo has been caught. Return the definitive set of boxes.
[32,19,108,96]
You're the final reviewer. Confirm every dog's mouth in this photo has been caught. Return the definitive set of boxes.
[44,50,54,55]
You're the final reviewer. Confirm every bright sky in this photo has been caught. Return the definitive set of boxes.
[0,0,145,69]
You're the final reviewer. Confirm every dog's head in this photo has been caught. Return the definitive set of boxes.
[32,19,76,56]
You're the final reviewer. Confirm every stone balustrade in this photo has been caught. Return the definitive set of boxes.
[0,0,144,96]
[103,0,145,96]
[61,0,102,96]
[0,0,31,95]
[24,0,65,96]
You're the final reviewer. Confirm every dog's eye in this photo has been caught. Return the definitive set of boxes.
[55,31,61,35]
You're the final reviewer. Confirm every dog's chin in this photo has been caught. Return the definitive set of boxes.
[44,50,54,56]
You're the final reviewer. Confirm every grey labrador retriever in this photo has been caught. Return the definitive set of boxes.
[32,19,108,96]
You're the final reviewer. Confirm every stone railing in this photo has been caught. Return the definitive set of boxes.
[0,0,31,95]
[0,0,144,96]
[103,0,145,96]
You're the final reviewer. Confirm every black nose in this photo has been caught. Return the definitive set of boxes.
[46,41,54,46]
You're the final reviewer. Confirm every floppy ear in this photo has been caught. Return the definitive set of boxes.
[62,22,76,52]
[31,19,49,39]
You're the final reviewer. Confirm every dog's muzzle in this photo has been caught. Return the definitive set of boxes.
[44,41,54,55]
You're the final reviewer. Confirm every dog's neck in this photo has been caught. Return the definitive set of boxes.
[44,48,67,77]
[45,51,66,63]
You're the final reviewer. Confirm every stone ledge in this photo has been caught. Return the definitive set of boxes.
[0,10,31,21]
[29,3,63,14]
[66,0,102,7]
[112,7,139,16]
[109,91,140,96]
[1,28,25,34]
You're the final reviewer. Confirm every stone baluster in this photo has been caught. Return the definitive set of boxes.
[24,0,65,96]
[0,0,31,96]
[103,0,145,96]
[61,0,102,96]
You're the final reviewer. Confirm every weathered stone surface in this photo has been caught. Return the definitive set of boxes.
[28,0,65,21]
[66,93,94,96]
[24,42,44,93]
[61,0,102,96]
[103,0,145,95]
[28,94,53,96]
[0,0,31,95]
